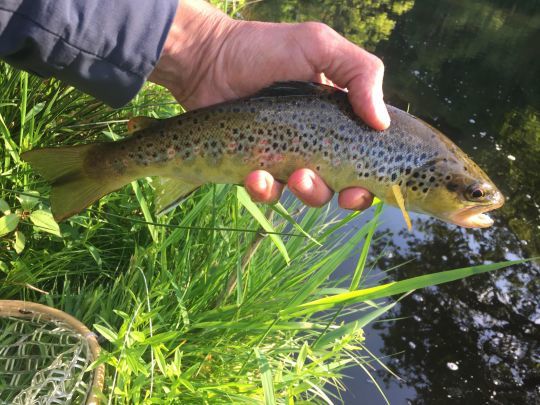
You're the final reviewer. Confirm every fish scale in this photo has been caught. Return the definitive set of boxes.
[21,81,503,227]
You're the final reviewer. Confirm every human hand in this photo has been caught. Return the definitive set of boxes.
[148,0,390,210]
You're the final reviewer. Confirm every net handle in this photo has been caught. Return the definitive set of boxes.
[0,300,105,405]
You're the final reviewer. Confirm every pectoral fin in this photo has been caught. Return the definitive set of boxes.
[391,184,412,231]
[154,177,201,216]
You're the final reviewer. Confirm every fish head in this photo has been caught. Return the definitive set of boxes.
[405,154,504,228]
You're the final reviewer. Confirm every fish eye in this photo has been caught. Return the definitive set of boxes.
[465,185,486,201]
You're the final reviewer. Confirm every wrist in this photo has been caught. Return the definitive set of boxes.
[148,0,237,105]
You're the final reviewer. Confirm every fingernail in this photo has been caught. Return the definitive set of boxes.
[292,175,314,193]
[376,99,391,128]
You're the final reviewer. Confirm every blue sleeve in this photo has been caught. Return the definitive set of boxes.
[0,0,178,108]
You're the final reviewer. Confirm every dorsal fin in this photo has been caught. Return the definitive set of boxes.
[127,116,159,134]
[251,81,343,99]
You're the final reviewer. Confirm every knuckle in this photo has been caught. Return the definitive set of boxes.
[300,21,333,38]
[369,55,385,72]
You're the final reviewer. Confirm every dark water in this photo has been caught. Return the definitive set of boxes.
[245,0,540,403]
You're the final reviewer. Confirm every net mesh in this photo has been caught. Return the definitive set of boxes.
[0,314,96,404]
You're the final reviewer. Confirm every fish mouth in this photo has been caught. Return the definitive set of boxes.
[448,192,505,228]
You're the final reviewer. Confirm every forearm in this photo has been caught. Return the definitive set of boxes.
[0,0,178,107]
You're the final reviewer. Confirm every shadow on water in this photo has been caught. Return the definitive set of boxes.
[246,0,540,403]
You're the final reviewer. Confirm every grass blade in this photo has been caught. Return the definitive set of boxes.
[289,259,526,314]
[254,348,276,405]
[236,186,290,264]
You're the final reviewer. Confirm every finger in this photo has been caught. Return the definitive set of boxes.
[288,168,333,207]
[337,187,374,210]
[244,170,284,203]
[297,23,390,130]
[345,55,390,131]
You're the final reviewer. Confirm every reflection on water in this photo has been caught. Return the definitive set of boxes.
[246,0,540,403]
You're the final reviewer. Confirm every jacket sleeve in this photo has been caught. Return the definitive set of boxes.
[0,0,178,108]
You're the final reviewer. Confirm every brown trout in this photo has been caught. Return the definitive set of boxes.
[22,82,504,227]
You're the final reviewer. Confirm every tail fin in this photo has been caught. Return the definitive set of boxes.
[22,145,127,221]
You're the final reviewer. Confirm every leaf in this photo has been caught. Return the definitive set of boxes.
[254,348,276,405]
[14,231,26,253]
[236,186,290,264]
[287,259,526,315]
[30,210,61,236]
[18,191,40,211]
[271,202,321,246]
[85,244,102,267]
[0,213,19,237]
[94,324,118,343]
[145,331,181,345]
[0,198,10,214]
[0,260,8,274]
[23,101,45,124]
[130,331,146,342]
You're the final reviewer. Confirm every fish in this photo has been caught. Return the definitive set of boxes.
[21,81,504,227]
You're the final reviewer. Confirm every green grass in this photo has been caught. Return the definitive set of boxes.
[0,61,522,404]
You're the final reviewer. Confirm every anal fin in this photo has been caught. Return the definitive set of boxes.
[154,177,201,216]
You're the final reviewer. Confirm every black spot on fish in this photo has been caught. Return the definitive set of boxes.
[395,155,403,162]
[429,176,435,182]
[405,167,412,175]
[391,173,398,181]
[446,183,459,192]
[406,180,413,186]
[364,172,369,177]
[248,135,255,142]
[303,142,309,149]
[422,188,429,193]
[272,142,278,149]
[446,175,452,180]
[413,172,420,178]
[412,186,418,191]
